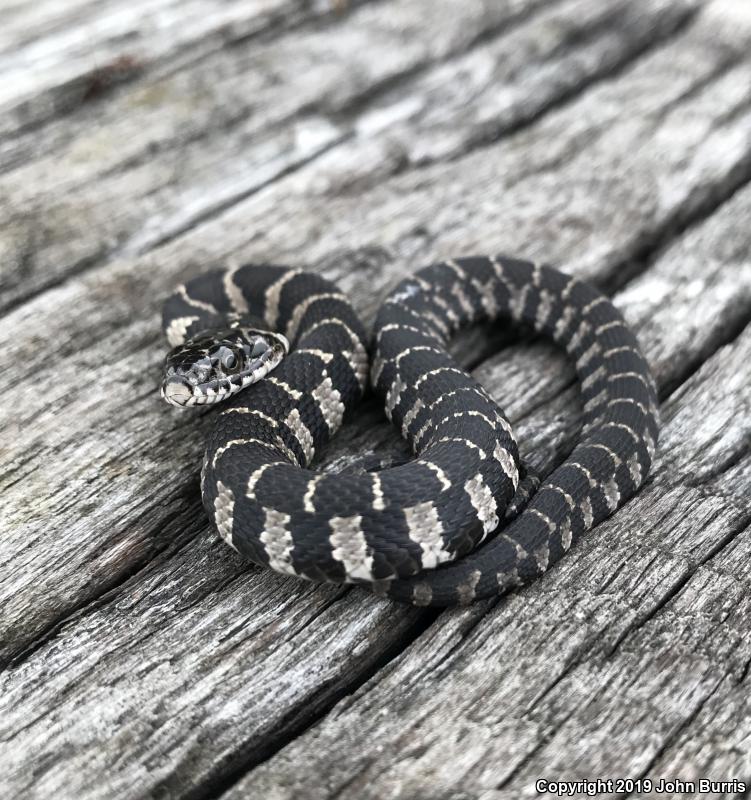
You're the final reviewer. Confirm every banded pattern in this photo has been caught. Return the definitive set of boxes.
[162,257,659,606]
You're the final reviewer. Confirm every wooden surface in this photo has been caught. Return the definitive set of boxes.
[2,1,751,797]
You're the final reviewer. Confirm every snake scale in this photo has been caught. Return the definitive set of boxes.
[161,256,659,606]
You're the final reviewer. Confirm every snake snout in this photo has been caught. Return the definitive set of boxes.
[162,376,193,407]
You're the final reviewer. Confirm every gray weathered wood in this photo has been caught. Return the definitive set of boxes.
[1,0,697,312]
[0,0,362,139]
[2,0,751,797]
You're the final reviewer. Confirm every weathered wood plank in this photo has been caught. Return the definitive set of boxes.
[1,0,695,311]
[1,1,751,797]
[4,14,749,796]
[0,0,359,139]
[0,0,549,178]
[0,0,114,55]
[0,0,544,304]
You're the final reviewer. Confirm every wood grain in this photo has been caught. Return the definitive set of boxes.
[1,0,750,797]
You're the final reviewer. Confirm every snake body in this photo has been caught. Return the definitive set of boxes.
[162,257,658,606]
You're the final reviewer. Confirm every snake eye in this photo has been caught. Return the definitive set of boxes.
[210,345,240,374]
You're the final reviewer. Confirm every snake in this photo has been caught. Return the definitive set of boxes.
[160,256,659,606]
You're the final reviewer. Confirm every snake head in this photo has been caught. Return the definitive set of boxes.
[161,325,289,408]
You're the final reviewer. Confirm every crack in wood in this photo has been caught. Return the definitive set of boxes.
[159,607,442,800]
[601,515,751,661]
[622,675,727,796]
[452,0,702,162]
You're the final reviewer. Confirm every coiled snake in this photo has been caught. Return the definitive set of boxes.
[161,257,658,606]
